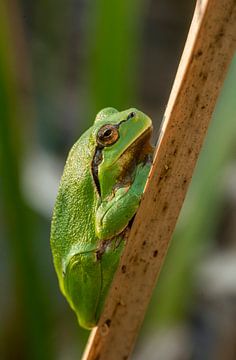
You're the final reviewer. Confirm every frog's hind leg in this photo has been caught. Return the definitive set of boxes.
[95,236,125,321]
[64,250,102,329]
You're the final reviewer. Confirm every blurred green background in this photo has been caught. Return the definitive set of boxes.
[1,1,236,359]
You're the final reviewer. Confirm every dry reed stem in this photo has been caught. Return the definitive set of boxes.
[82,1,236,359]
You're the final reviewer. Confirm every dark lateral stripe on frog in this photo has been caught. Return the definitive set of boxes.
[92,146,103,195]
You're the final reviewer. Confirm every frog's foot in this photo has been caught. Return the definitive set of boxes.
[95,239,112,261]
[95,228,128,261]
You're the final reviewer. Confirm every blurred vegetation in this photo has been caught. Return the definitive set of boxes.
[0,0,235,359]
[0,2,54,359]
[0,2,53,359]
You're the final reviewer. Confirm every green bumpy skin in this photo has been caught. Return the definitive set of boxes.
[50,108,153,329]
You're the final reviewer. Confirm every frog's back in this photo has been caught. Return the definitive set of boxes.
[50,128,99,290]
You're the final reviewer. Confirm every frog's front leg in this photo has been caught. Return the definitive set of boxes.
[95,163,151,240]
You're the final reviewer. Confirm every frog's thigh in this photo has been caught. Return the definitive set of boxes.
[64,251,102,329]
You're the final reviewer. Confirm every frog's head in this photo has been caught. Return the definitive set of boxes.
[92,107,153,197]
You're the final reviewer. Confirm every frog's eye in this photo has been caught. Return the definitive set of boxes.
[97,125,119,146]
[127,111,136,120]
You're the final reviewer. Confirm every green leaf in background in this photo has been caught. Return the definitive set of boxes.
[86,0,145,118]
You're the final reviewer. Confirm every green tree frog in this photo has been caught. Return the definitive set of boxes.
[50,108,153,329]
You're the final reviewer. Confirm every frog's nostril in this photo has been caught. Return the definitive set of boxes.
[127,111,136,120]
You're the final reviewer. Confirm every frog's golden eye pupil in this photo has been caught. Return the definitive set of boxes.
[97,125,119,146]
[103,129,112,137]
